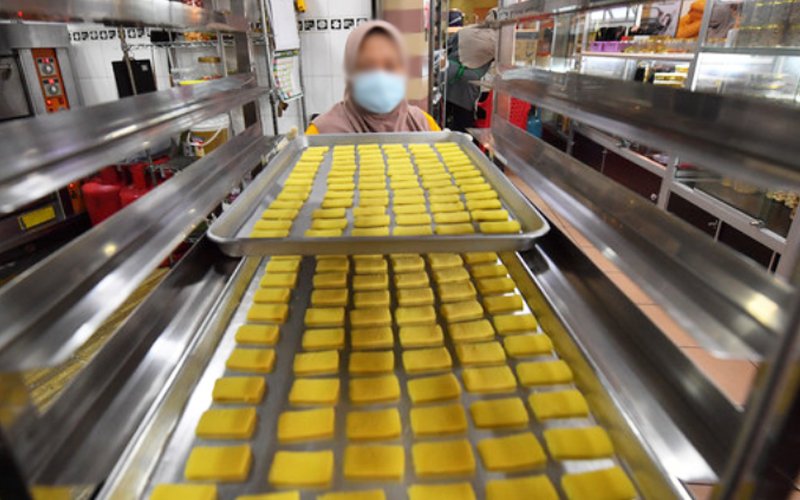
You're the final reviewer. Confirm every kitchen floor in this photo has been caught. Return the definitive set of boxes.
[506,172,779,499]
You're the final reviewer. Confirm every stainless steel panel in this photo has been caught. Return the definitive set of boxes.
[17,48,47,116]
[0,127,278,372]
[0,56,31,120]
[492,116,794,361]
[494,0,640,25]
[0,24,70,52]
[494,67,800,191]
[209,131,550,255]
[0,73,267,213]
[0,0,249,33]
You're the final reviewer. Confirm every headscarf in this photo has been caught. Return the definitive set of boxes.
[311,20,431,134]
[457,26,497,69]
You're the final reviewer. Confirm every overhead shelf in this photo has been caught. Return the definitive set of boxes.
[0,74,269,214]
[494,0,638,24]
[0,0,250,32]
[493,67,800,191]
[581,51,695,61]
[699,45,800,57]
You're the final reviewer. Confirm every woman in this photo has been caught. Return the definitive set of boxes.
[307,20,440,134]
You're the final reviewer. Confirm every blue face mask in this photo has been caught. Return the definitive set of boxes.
[351,70,406,114]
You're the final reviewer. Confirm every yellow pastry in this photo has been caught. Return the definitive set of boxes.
[437,281,477,302]
[397,287,435,306]
[343,445,404,480]
[352,273,389,291]
[266,259,300,273]
[475,276,516,296]
[246,304,289,323]
[409,403,467,436]
[465,198,501,210]
[318,490,386,500]
[311,218,348,230]
[394,272,429,289]
[441,300,484,323]
[302,328,345,350]
[346,408,402,440]
[304,307,345,327]
[185,444,252,482]
[470,398,529,429]
[150,485,217,500]
[393,225,433,236]
[407,373,461,404]
[528,389,589,420]
[448,319,495,343]
[477,432,547,472]
[351,326,394,349]
[516,360,573,386]
[313,272,348,289]
[305,228,343,238]
[354,257,388,274]
[561,467,636,500]
[259,272,298,289]
[504,334,553,357]
[253,287,292,304]
[542,426,614,459]
[483,294,523,314]
[454,341,506,366]
[350,350,395,374]
[480,220,522,234]
[353,206,387,216]
[310,288,349,307]
[433,212,471,224]
[462,366,517,393]
[493,314,538,334]
[434,223,475,235]
[195,407,257,439]
[433,267,470,284]
[396,213,432,226]
[277,407,335,442]
[399,324,444,348]
[293,350,339,376]
[412,440,475,477]
[402,347,452,373]
[349,375,401,404]
[353,290,391,308]
[407,483,475,500]
[463,252,498,264]
[235,324,280,345]
[350,308,392,328]
[212,377,266,404]
[313,207,347,219]
[226,348,275,373]
[288,378,340,405]
[486,475,558,500]
[390,255,425,273]
[316,256,349,273]
[393,204,427,215]
[395,305,436,327]
[268,450,334,487]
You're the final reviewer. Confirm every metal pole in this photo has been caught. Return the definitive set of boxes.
[259,0,281,135]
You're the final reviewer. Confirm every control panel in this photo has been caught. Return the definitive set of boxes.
[31,48,70,113]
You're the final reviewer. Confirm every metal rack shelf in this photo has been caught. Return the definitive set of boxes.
[581,51,695,61]
[699,45,800,57]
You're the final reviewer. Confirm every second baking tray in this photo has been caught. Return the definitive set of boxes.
[209,131,549,256]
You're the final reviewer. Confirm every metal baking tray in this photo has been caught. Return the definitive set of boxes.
[142,254,637,499]
[209,132,549,256]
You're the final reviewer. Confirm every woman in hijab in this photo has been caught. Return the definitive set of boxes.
[306,20,440,134]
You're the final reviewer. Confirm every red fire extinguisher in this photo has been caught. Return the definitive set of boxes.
[82,166,123,226]
[120,162,152,207]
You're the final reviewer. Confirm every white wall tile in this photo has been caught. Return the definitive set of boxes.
[78,77,118,106]
[298,0,329,17]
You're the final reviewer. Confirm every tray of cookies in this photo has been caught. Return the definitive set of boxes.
[208,131,549,256]
[144,252,639,499]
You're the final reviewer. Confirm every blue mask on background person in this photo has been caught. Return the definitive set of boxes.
[351,70,406,114]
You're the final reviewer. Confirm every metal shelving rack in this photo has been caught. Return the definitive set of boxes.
[428,0,450,126]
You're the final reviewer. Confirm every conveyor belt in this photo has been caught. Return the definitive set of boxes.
[143,252,639,500]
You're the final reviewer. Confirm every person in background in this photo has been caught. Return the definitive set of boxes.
[307,20,440,134]
[445,11,498,132]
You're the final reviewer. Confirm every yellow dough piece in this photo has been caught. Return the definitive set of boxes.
[561,467,636,500]
[268,450,334,487]
[351,207,384,218]
[407,483,475,500]
[305,307,345,327]
[313,272,348,289]
[486,475,559,500]
[483,294,523,314]
[394,271,429,289]
[358,198,390,209]
[454,341,506,366]
[343,445,405,480]
[185,444,252,482]
[437,281,476,303]
[391,255,425,273]
[305,228,344,238]
[480,220,522,234]
[477,432,547,472]
[351,326,394,349]
[407,373,461,404]
[235,324,280,345]
[350,375,400,404]
[354,257,388,274]
[465,198,501,210]
[516,360,574,386]
[504,334,553,357]
[471,209,510,222]
[435,223,475,235]
[427,253,463,270]
[354,215,391,228]
[395,305,437,327]
[262,208,299,220]
[399,324,444,348]
[441,300,484,323]
[470,263,509,278]
[313,207,347,219]
[463,252,498,265]
[237,492,299,500]
[288,378,340,405]
[151,484,217,500]
[254,220,293,232]
[428,193,461,204]
[529,389,590,420]
[266,259,300,273]
[347,408,402,440]
[353,290,390,308]
[293,350,340,375]
[316,257,349,273]
[476,277,516,296]
[462,366,517,393]
[393,204,427,215]
[396,213,432,226]
[195,407,256,439]
[353,273,389,291]
[318,490,386,500]
[226,348,275,373]
[412,440,475,477]
[494,314,538,335]
[403,347,452,373]
[251,229,290,238]
[430,202,465,214]
[302,328,345,350]
[311,288,349,307]
[448,319,495,343]
[543,426,614,459]
[253,287,292,305]
[246,304,289,324]
[321,198,353,209]
[433,267,470,284]
[470,398,529,429]
[410,403,467,436]
[277,407,335,442]
[350,350,395,374]
[259,272,298,289]
[350,308,393,328]
[212,377,266,404]
[432,211,471,225]
[396,287,433,307]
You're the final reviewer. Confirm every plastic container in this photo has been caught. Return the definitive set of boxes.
[188,114,230,157]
